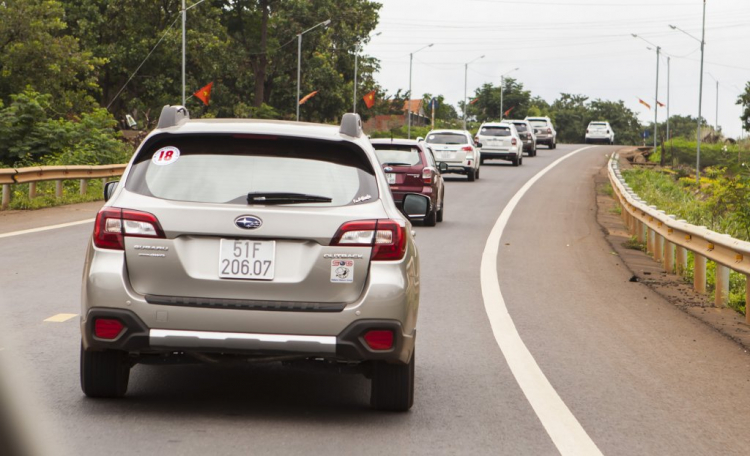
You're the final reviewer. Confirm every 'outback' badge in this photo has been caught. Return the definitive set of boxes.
[235,215,263,230]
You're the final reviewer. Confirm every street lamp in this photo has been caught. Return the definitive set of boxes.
[632,34,661,157]
[353,32,381,114]
[463,54,485,130]
[408,43,434,139]
[670,0,706,182]
[499,67,519,120]
[296,19,331,121]
[707,72,719,133]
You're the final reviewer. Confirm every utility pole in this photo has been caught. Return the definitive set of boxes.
[296,19,331,121]
[463,54,484,130]
[407,44,433,139]
[654,46,660,158]
[181,0,186,105]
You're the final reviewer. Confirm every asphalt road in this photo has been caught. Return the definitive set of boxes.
[2,144,750,455]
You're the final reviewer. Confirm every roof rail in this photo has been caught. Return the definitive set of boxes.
[157,105,190,129]
[339,113,363,138]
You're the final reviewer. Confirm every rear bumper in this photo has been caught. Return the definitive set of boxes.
[82,307,414,363]
[480,150,518,160]
[436,162,472,174]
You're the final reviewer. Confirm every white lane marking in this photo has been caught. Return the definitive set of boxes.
[43,313,79,323]
[481,146,602,455]
[0,218,94,239]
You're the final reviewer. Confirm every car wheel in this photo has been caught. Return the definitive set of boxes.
[519,155,523,166]
[480,157,485,165]
[423,207,437,227]
[475,167,480,179]
[370,352,415,412]
[467,168,476,181]
[80,343,130,398]
[436,202,444,223]
[511,155,519,167]
[551,141,557,150]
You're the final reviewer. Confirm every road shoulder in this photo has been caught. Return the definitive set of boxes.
[0,201,102,235]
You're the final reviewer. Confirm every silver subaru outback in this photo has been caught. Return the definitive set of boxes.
[80,107,428,411]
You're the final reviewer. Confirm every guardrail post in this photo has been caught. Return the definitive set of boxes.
[647,228,655,255]
[664,241,675,273]
[102,177,108,187]
[80,179,88,195]
[1,184,9,210]
[746,275,750,324]
[29,182,37,199]
[654,233,664,263]
[675,246,687,275]
[55,180,63,198]
[636,219,645,243]
[714,263,730,307]
[694,253,707,294]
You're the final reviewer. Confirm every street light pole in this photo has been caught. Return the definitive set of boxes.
[707,73,719,132]
[353,32,381,114]
[632,34,661,157]
[499,67,519,120]
[181,0,186,105]
[296,19,331,121]
[463,54,485,130]
[670,0,706,182]
[407,43,434,139]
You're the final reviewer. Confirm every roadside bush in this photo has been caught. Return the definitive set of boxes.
[654,138,748,173]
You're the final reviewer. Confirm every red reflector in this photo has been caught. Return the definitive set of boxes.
[94,319,124,339]
[364,330,394,350]
[461,146,473,152]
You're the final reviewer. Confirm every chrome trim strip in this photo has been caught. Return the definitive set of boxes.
[149,329,336,354]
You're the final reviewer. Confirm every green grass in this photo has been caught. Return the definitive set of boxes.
[4,180,105,211]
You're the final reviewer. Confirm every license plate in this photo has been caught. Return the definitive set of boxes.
[386,173,397,184]
[219,239,275,280]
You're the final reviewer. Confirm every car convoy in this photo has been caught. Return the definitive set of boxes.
[80,105,613,412]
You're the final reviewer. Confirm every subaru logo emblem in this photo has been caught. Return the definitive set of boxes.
[234,215,262,230]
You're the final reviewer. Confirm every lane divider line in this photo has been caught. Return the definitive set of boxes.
[43,313,79,323]
[480,146,603,456]
[0,218,95,239]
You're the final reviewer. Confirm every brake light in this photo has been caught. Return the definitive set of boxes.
[461,146,473,152]
[547,128,552,134]
[93,208,165,250]
[511,138,517,146]
[606,130,610,134]
[363,330,394,350]
[94,318,124,339]
[331,219,406,261]
[422,167,433,184]
[586,129,589,134]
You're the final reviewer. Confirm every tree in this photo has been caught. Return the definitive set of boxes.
[465,78,531,123]
[737,81,750,134]
[550,93,589,143]
[588,99,641,145]
[664,114,709,140]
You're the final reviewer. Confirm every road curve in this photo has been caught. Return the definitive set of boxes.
[1,144,749,455]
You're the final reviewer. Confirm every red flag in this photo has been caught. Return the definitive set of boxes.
[638,98,651,110]
[194,82,213,106]
[656,101,665,107]
[469,98,479,105]
[299,90,319,105]
[363,90,376,109]
[504,106,515,117]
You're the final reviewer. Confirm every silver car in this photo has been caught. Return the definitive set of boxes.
[80,107,427,411]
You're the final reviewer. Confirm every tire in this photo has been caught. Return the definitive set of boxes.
[551,141,557,150]
[467,168,476,181]
[480,157,485,165]
[80,343,130,398]
[370,352,415,412]
[511,155,519,167]
[423,207,437,227]
[519,155,523,166]
[436,202,444,223]
[475,167,480,180]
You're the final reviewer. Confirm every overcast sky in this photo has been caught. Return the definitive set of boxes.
[363,0,750,138]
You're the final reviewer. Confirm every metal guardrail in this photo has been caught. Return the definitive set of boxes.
[0,165,126,210]
[607,153,750,323]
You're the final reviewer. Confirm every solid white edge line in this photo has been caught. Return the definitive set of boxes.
[480,146,603,455]
[0,218,95,239]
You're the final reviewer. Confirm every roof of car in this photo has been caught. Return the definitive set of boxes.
[152,118,349,141]
[370,138,421,145]
[507,119,529,123]
[480,122,512,127]
[426,129,469,135]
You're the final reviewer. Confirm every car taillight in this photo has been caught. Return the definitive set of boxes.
[93,208,165,250]
[94,318,124,339]
[363,330,394,350]
[422,168,432,184]
[586,129,590,134]
[331,219,406,261]
[606,130,610,134]
[547,128,552,134]
[512,138,517,146]
[461,146,473,152]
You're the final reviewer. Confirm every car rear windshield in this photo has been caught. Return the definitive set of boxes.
[426,133,468,145]
[479,126,511,137]
[529,120,548,128]
[512,123,528,132]
[373,145,423,166]
[125,134,378,206]
[590,123,607,129]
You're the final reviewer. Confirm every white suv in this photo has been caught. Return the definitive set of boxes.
[526,116,557,149]
[425,129,481,181]
[585,121,615,145]
[475,122,523,166]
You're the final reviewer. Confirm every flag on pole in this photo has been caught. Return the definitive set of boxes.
[194,82,214,106]
[504,106,515,117]
[363,90,376,109]
[638,98,651,110]
[656,101,665,107]
[469,98,479,105]
[299,90,319,105]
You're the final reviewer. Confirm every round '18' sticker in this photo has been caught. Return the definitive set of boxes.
[152,147,180,166]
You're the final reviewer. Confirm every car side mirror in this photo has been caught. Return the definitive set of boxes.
[416,136,424,142]
[475,142,482,148]
[103,181,119,201]
[438,162,448,173]
[401,193,431,220]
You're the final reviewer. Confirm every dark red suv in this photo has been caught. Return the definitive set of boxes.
[371,139,445,226]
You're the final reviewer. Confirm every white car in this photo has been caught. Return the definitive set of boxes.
[424,129,481,181]
[585,121,615,145]
[526,116,557,149]
[474,122,523,166]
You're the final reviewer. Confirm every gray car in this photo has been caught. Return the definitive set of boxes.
[80,107,427,411]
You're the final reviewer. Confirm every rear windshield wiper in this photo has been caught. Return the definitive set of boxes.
[247,192,332,205]
[381,162,412,166]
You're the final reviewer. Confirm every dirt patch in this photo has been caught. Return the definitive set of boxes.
[594,157,750,351]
